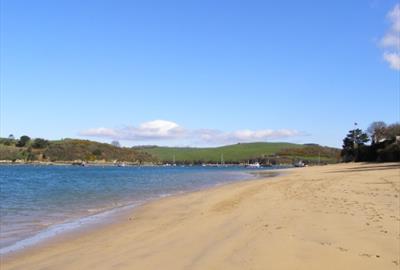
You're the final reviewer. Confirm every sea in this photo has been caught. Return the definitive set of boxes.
[0,164,278,254]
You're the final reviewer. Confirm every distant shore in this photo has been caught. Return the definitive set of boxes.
[0,160,133,166]
[1,163,399,270]
[0,160,168,167]
[0,160,295,168]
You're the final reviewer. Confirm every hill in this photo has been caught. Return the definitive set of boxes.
[0,138,155,163]
[134,142,340,164]
[0,137,340,165]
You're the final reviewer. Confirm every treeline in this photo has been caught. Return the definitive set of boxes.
[0,135,49,149]
[277,145,340,160]
[341,121,400,162]
[0,136,155,163]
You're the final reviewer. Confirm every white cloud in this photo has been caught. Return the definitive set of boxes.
[380,32,400,48]
[80,120,303,145]
[383,52,400,69]
[80,127,119,137]
[388,3,400,32]
[380,4,400,70]
[80,120,186,140]
[130,120,185,139]
[196,128,302,145]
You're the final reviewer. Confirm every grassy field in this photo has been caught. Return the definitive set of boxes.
[134,142,340,164]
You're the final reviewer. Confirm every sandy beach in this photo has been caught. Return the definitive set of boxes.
[1,162,399,270]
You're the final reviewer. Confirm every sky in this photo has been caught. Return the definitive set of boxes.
[1,0,399,148]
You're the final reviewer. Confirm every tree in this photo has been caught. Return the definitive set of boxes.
[367,121,387,144]
[341,137,354,162]
[31,138,49,149]
[341,128,369,162]
[111,140,120,147]
[384,123,400,141]
[377,143,400,162]
[351,128,369,145]
[16,135,31,147]
[92,149,102,156]
[342,121,400,163]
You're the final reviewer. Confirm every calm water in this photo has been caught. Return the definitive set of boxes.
[0,165,269,253]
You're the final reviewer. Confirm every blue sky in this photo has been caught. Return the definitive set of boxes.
[1,0,399,147]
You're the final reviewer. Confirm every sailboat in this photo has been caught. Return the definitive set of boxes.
[218,153,227,167]
[246,161,260,168]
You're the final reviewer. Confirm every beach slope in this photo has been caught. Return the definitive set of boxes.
[1,163,399,270]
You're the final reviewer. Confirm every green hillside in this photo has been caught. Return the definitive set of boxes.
[134,142,340,164]
[0,138,155,163]
[0,137,340,165]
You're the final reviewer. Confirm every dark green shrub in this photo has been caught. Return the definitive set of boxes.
[16,135,31,147]
[32,138,49,149]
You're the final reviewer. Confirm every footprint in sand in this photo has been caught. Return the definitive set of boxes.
[319,241,331,246]
[337,247,348,252]
[359,253,373,258]
[261,224,271,233]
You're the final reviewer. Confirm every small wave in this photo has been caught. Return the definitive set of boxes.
[0,203,140,255]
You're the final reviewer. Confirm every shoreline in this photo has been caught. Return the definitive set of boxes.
[0,167,281,257]
[0,161,296,168]
[1,163,399,269]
